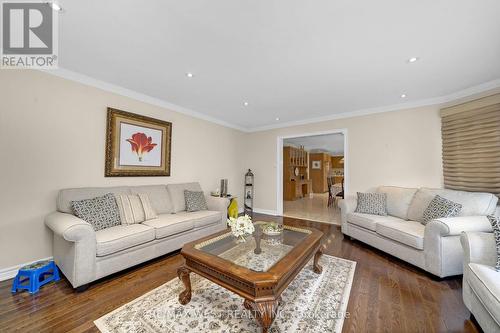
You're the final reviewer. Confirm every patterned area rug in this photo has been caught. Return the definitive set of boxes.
[95,255,356,333]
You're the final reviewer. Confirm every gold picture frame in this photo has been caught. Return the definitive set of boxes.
[105,107,172,177]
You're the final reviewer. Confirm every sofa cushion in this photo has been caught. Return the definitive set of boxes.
[467,263,500,324]
[377,186,418,220]
[130,185,173,214]
[175,210,222,228]
[167,183,203,212]
[347,213,406,232]
[58,186,130,214]
[95,224,155,257]
[407,188,498,222]
[407,189,435,222]
[142,214,195,239]
[375,220,425,250]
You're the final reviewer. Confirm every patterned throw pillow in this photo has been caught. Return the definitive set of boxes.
[355,192,387,216]
[184,190,208,212]
[115,193,158,225]
[71,193,121,231]
[487,215,500,271]
[421,195,462,225]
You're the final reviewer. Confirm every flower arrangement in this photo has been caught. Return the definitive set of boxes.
[227,215,255,242]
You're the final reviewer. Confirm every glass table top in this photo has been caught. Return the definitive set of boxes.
[195,222,311,272]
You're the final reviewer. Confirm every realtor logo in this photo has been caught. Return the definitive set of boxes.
[1,1,58,68]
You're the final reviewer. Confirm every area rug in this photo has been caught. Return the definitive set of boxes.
[95,255,356,333]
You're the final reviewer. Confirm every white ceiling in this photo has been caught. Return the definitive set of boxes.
[57,0,500,131]
[284,133,344,155]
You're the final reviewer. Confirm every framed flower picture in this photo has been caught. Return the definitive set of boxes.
[105,108,172,177]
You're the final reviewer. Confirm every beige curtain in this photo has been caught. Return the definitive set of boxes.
[440,93,500,198]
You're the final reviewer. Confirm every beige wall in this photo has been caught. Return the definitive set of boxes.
[244,106,444,213]
[0,70,451,271]
[0,70,244,269]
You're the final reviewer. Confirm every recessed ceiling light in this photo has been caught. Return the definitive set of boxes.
[243,102,249,106]
[47,2,62,11]
[400,94,407,98]
[185,72,194,78]
[275,117,280,121]
[407,57,419,63]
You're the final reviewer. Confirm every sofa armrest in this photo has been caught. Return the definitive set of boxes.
[423,216,493,277]
[205,195,230,225]
[426,216,493,237]
[460,232,497,266]
[45,212,95,242]
[205,195,230,213]
[45,212,96,288]
[339,195,357,225]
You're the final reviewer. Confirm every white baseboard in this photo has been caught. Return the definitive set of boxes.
[0,257,53,282]
[253,208,279,216]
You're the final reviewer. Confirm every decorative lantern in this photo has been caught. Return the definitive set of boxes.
[244,169,254,217]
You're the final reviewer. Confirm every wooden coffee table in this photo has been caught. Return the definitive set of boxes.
[177,223,324,332]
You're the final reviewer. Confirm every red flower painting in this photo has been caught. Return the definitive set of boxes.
[126,132,157,162]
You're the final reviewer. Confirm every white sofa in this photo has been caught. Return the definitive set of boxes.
[461,232,500,333]
[340,186,498,278]
[45,182,229,290]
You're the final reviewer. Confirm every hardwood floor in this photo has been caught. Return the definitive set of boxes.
[0,214,479,333]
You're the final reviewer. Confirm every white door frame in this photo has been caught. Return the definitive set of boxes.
[276,129,348,216]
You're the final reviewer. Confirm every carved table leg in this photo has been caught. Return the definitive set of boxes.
[313,248,323,274]
[243,299,253,310]
[177,266,192,305]
[244,299,279,333]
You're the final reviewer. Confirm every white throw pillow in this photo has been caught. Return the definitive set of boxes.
[115,193,158,225]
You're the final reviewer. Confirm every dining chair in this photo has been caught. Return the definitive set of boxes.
[334,178,344,207]
[327,177,334,207]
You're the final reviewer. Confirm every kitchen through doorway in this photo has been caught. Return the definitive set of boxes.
[280,132,346,224]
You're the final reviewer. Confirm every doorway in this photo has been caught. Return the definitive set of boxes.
[276,130,347,224]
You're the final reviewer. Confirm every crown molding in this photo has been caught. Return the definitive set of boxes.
[39,68,248,132]
[39,68,500,134]
[249,78,500,132]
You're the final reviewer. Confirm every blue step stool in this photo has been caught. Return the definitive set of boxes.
[11,260,60,294]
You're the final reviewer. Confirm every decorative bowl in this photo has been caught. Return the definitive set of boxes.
[261,222,283,235]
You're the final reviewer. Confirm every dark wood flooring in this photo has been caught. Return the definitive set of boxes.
[0,214,479,333]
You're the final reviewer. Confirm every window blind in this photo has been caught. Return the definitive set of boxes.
[440,94,500,198]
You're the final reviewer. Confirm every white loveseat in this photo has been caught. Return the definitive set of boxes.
[340,186,498,278]
[45,182,229,290]
[461,232,500,333]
